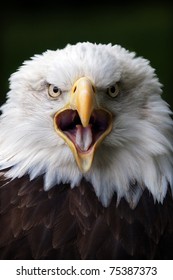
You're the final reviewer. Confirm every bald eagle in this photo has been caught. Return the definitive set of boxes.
[0,42,173,260]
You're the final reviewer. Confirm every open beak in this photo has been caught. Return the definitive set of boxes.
[54,77,112,172]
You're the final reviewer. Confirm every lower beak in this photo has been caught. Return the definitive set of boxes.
[54,77,112,172]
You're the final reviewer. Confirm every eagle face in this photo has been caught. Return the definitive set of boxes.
[0,42,173,207]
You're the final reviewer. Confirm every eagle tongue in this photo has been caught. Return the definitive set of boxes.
[76,125,93,151]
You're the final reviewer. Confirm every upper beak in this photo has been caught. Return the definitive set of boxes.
[54,77,112,172]
[70,77,96,127]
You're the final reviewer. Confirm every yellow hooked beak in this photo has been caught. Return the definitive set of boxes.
[71,77,96,127]
[54,77,112,172]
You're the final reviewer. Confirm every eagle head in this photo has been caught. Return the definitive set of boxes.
[0,42,173,208]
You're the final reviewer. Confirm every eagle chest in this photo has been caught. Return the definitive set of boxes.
[0,175,172,259]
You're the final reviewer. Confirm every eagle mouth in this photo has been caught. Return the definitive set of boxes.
[54,109,112,154]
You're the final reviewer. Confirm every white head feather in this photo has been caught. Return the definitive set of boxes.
[0,42,173,208]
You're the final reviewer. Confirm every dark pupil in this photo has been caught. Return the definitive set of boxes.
[110,86,116,93]
[53,86,59,93]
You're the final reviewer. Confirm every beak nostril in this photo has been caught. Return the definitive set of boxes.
[92,85,95,93]
[73,86,77,93]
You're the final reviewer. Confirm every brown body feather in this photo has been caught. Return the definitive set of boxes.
[0,172,173,259]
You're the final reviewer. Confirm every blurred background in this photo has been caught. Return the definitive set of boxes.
[1,1,173,109]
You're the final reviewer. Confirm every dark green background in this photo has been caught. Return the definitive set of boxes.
[1,2,173,109]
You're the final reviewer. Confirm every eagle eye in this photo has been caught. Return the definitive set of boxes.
[107,83,119,98]
[48,84,62,98]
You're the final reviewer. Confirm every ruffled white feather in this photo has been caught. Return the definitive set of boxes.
[0,42,173,208]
